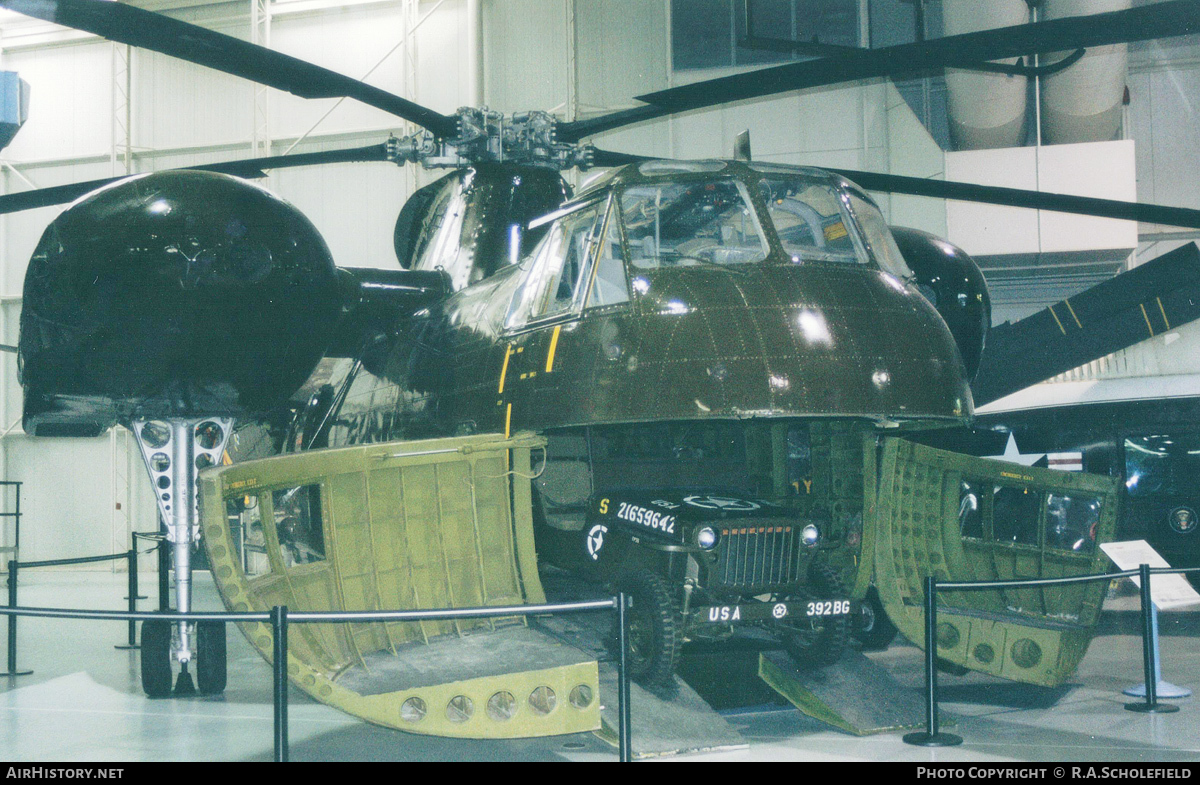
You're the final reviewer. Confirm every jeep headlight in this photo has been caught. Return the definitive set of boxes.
[696,526,718,550]
[801,524,820,547]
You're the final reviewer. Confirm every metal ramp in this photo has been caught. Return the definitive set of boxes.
[758,650,927,736]
[198,432,602,739]
[596,668,747,758]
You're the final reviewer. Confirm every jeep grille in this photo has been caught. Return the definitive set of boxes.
[713,522,800,592]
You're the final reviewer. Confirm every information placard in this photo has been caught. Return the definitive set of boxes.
[1100,540,1200,610]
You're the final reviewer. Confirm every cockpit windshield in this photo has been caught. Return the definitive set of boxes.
[758,176,867,265]
[620,180,769,268]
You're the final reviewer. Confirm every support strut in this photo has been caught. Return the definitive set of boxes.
[132,417,232,693]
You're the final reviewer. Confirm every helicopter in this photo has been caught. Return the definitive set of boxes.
[4,0,1200,698]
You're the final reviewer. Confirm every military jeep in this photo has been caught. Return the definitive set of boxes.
[563,488,852,683]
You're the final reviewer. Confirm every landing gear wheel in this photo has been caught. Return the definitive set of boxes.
[613,570,679,685]
[196,621,227,696]
[782,563,849,669]
[140,620,173,698]
[853,586,898,651]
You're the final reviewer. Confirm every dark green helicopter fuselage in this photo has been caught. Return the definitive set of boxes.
[313,159,974,452]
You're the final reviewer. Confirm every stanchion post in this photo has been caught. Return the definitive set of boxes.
[6,560,15,670]
[904,575,961,746]
[2,559,30,677]
[616,592,632,763]
[272,605,289,763]
[1126,564,1179,714]
[125,537,146,600]
[157,535,170,612]
[115,549,139,650]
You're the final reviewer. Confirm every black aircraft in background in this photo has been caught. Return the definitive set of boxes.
[0,0,1198,694]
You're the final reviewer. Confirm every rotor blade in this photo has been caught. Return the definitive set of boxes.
[0,143,392,216]
[589,148,652,168]
[559,0,1199,140]
[973,243,1200,406]
[832,168,1200,230]
[0,0,458,137]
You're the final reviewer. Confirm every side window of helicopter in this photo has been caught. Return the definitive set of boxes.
[758,176,867,265]
[620,180,769,268]
[846,191,914,279]
[227,494,270,578]
[1045,494,1101,554]
[959,480,984,539]
[584,205,630,308]
[273,484,326,568]
[992,484,1041,547]
[505,200,606,328]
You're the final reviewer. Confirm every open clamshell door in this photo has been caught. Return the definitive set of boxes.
[197,432,602,738]
[869,437,1119,687]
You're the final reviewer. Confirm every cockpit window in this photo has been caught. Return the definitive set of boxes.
[758,176,866,265]
[846,191,914,279]
[506,200,607,328]
[620,180,769,269]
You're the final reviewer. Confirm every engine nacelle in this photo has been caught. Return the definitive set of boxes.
[20,170,342,436]
[891,226,991,380]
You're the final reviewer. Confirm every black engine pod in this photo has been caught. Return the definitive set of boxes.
[20,170,343,434]
[890,225,990,381]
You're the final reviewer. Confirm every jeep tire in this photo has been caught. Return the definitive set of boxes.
[853,586,898,651]
[781,563,849,669]
[613,570,679,685]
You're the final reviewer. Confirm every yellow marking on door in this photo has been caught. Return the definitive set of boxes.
[1157,297,1171,330]
[516,346,524,354]
[1047,304,1066,335]
[520,373,528,380]
[1140,303,1156,337]
[546,324,562,373]
[498,345,513,394]
[1063,299,1082,329]
[504,403,512,438]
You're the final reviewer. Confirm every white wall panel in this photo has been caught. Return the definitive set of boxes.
[270,154,409,269]
[575,0,667,112]
[2,302,19,429]
[884,81,947,235]
[6,435,114,563]
[135,21,255,152]
[482,0,568,114]
[2,41,113,162]
[413,0,471,117]
[269,5,412,139]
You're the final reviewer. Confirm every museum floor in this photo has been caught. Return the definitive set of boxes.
[0,570,1197,763]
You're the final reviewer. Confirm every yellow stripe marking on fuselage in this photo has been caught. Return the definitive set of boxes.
[504,403,512,438]
[1047,304,1066,335]
[1140,303,1156,337]
[498,345,513,394]
[1158,297,1171,331]
[1064,299,1082,329]
[546,324,562,373]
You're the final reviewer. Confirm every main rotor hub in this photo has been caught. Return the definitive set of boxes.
[388,108,594,171]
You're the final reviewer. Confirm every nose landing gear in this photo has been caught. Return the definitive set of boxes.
[132,418,233,698]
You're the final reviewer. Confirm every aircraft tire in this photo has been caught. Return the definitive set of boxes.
[196,621,227,695]
[612,570,679,685]
[782,563,849,669]
[140,620,173,698]
[853,586,898,651]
